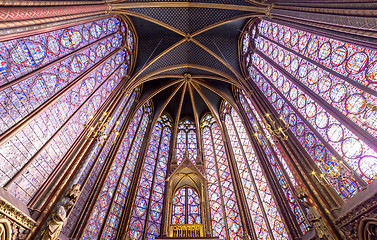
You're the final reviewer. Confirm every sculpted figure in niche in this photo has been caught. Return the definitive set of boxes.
[41,206,67,240]
[41,184,80,240]
[66,184,81,201]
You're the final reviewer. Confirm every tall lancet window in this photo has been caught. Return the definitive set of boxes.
[62,88,138,237]
[128,114,172,240]
[201,114,243,240]
[222,102,289,240]
[0,16,134,204]
[241,19,377,201]
[82,102,152,240]
[238,91,309,233]
[171,186,201,225]
[176,119,197,164]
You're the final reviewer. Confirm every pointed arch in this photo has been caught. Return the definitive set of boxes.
[128,112,173,240]
[176,118,198,165]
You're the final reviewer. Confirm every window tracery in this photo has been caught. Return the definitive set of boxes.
[171,186,201,225]
[82,102,152,240]
[222,103,289,240]
[176,119,197,165]
[201,114,243,240]
[62,89,137,236]
[128,114,172,240]
[0,16,134,206]
[238,91,309,233]
[241,19,377,201]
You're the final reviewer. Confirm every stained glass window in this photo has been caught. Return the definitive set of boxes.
[0,16,134,205]
[176,119,197,165]
[82,102,152,240]
[128,114,172,240]
[201,114,243,240]
[222,103,289,240]
[241,19,377,201]
[171,187,201,225]
[238,91,309,233]
[62,89,137,237]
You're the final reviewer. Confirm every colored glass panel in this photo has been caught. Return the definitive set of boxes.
[3,51,128,204]
[247,65,361,200]
[251,52,377,185]
[239,92,309,233]
[62,91,136,236]
[176,119,197,165]
[0,17,121,86]
[255,36,377,137]
[201,114,243,240]
[223,105,289,240]
[128,115,172,240]
[82,104,150,240]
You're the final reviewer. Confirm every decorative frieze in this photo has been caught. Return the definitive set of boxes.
[0,195,36,240]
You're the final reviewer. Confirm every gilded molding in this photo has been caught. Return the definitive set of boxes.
[335,190,377,239]
[0,196,36,230]
[0,0,104,6]
[0,5,106,21]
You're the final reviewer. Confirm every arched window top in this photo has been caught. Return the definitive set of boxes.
[240,17,377,201]
[127,112,172,240]
[172,186,201,225]
[201,112,244,239]
[176,118,197,165]
[200,113,216,128]
[178,118,195,131]
[159,113,173,128]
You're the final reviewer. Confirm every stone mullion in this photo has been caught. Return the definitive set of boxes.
[258,33,377,97]
[208,126,231,240]
[141,124,165,239]
[279,140,345,240]
[57,91,125,236]
[195,122,203,165]
[240,90,310,218]
[160,118,178,236]
[241,91,310,233]
[0,46,120,147]
[228,113,276,240]
[245,74,345,239]
[219,117,256,240]
[185,187,188,224]
[95,107,148,239]
[253,64,354,203]
[253,57,367,188]
[3,50,123,190]
[0,30,116,92]
[115,114,154,239]
[268,13,377,44]
[28,81,123,210]
[257,48,377,151]
[75,90,129,196]
[73,98,139,239]
[28,76,129,240]
[237,99,301,239]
